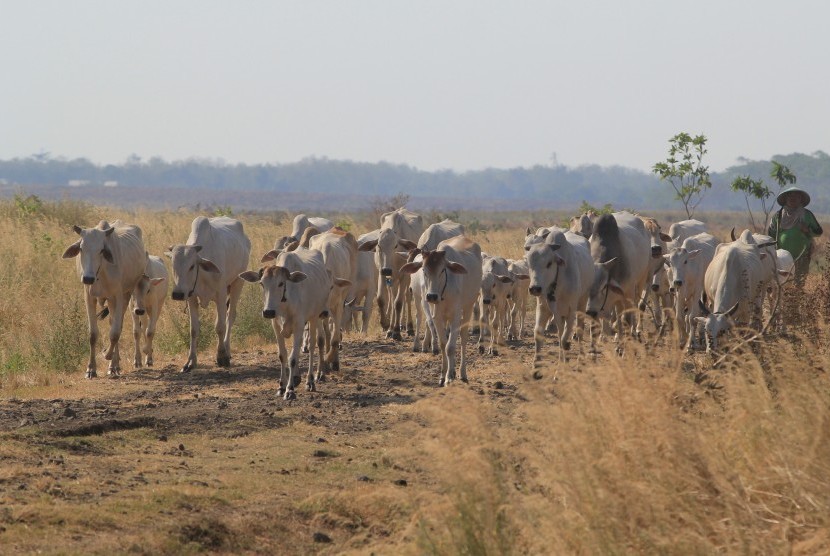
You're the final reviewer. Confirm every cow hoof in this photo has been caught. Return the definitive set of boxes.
[134,359,142,368]
[302,346,309,354]
[478,345,484,354]
[85,369,97,379]
[317,373,326,383]
[145,358,154,367]
[107,369,120,377]
[392,331,403,341]
[285,390,297,400]
[406,326,415,336]
[277,387,285,397]
[217,354,231,367]
[562,341,571,351]
[492,349,499,356]
[638,301,646,311]
[292,375,301,388]
[461,377,469,384]
[412,344,420,353]
[306,381,316,392]
[439,378,445,387]
[331,361,340,373]
[432,349,440,356]
[180,363,193,373]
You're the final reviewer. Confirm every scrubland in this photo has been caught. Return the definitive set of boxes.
[0,198,828,554]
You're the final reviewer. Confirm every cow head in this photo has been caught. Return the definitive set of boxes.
[525,243,563,299]
[359,228,415,279]
[585,258,624,319]
[132,274,166,315]
[239,265,307,319]
[694,299,739,353]
[663,248,701,294]
[165,245,220,301]
[400,248,466,304]
[62,224,115,289]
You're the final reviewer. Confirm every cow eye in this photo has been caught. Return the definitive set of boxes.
[189,265,195,271]
[278,282,284,287]
[546,262,552,268]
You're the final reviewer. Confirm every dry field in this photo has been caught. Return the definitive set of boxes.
[0,199,829,554]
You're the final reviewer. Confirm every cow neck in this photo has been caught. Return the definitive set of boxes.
[598,279,611,312]
[440,267,449,301]
[546,264,561,302]
[188,263,200,298]
[280,280,288,303]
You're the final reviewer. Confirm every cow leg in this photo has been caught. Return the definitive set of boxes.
[318,317,332,377]
[308,317,322,389]
[132,310,143,369]
[477,299,487,354]
[445,312,460,385]
[215,290,231,367]
[412,292,423,352]
[105,294,126,376]
[560,312,575,362]
[223,279,244,366]
[326,302,343,373]
[425,304,439,355]
[362,286,375,334]
[182,297,200,373]
[459,307,472,383]
[302,322,310,353]
[144,307,159,367]
[388,281,404,341]
[433,313,449,386]
[404,282,414,336]
[286,331,302,400]
[84,290,99,378]
[377,282,390,330]
[533,299,551,364]
[271,321,288,397]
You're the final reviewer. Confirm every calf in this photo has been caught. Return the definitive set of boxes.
[131,255,168,367]
[506,259,530,340]
[478,255,515,355]
[62,220,147,377]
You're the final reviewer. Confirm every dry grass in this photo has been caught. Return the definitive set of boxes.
[0,201,829,554]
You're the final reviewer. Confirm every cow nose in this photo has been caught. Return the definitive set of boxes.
[674,280,683,287]
[171,291,185,301]
[134,308,145,316]
[669,287,676,294]
[426,293,438,303]
[262,309,276,319]
[380,268,392,277]
[651,246,663,257]
[650,284,660,292]
[528,286,542,296]
[586,310,598,319]
[82,276,95,285]
[482,298,491,305]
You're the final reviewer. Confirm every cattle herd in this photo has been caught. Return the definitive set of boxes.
[61,209,794,399]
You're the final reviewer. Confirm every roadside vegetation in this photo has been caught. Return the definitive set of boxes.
[0,200,828,554]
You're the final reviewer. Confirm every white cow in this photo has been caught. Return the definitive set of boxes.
[418,219,465,251]
[639,217,673,324]
[695,230,775,352]
[524,226,566,251]
[526,229,593,362]
[666,219,708,251]
[506,259,530,340]
[409,253,441,354]
[586,212,652,340]
[662,232,720,347]
[130,255,168,368]
[477,255,515,355]
[359,208,423,340]
[401,236,482,386]
[273,214,334,251]
[167,216,251,372]
[569,212,596,238]
[307,228,358,374]
[345,230,380,334]
[241,248,348,399]
[62,220,147,378]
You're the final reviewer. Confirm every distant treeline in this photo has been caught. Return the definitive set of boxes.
[1,151,828,212]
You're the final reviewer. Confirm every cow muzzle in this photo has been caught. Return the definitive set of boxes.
[426,293,439,303]
[82,276,95,285]
[134,308,146,316]
[651,246,663,257]
[482,298,491,305]
[171,291,185,301]
[586,310,598,319]
[262,309,276,319]
[528,285,542,296]
[380,268,393,277]
[673,280,683,288]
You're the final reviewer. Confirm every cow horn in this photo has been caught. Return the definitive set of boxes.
[730,227,737,241]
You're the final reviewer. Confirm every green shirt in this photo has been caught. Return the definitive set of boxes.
[768,209,823,259]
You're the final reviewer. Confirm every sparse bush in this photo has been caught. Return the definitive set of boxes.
[232,286,275,344]
[36,298,88,373]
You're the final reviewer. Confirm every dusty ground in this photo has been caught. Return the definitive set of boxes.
[0,328,540,554]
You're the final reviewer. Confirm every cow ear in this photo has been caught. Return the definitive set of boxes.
[193,245,203,253]
[104,227,115,237]
[150,277,166,286]
[399,261,422,274]
[198,258,220,273]
[333,277,351,288]
[62,241,81,259]
[239,270,261,283]
[607,280,624,295]
[72,225,83,236]
[660,232,672,242]
[447,261,467,274]
[526,227,532,236]
[288,271,308,283]
[285,241,300,252]
[261,250,280,263]
[397,238,417,250]
[358,239,378,252]
[496,274,514,284]
[548,243,562,252]
[101,247,114,263]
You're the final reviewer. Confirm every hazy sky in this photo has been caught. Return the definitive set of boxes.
[2,1,828,172]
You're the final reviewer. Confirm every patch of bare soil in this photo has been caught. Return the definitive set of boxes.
[0,331,538,553]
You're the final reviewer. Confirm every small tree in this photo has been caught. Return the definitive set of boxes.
[730,162,797,232]
[652,133,712,218]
